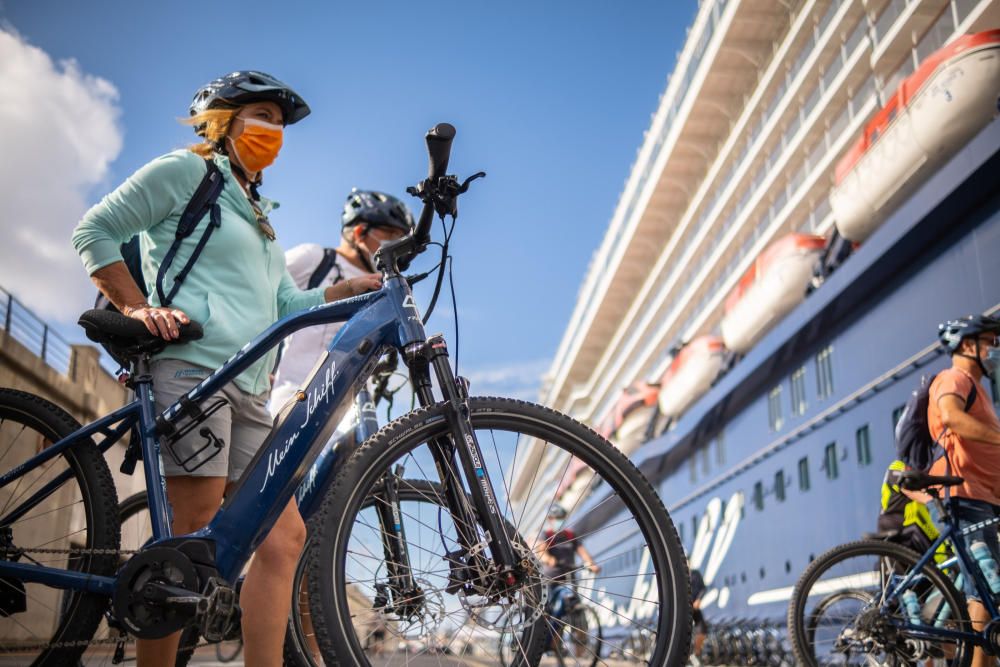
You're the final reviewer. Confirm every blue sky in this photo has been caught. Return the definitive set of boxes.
[0,0,694,398]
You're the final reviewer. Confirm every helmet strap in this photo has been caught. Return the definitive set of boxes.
[348,226,376,273]
[958,342,992,379]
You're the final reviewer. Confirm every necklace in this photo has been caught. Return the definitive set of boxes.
[235,176,276,241]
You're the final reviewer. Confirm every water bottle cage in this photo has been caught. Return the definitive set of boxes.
[159,398,229,473]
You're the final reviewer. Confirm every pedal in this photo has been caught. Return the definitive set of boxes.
[200,578,239,643]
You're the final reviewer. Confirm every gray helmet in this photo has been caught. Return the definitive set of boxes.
[189,71,310,135]
[341,189,415,234]
[938,314,1000,352]
[547,504,567,520]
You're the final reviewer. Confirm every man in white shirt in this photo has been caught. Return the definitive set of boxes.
[270,189,414,413]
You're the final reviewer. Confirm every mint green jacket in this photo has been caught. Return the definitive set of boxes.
[72,149,325,395]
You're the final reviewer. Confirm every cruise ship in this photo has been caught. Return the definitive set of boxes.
[511,0,1000,654]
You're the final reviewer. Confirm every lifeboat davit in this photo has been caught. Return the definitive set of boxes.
[720,233,826,353]
[831,30,1000,242]
[657,336,726,419]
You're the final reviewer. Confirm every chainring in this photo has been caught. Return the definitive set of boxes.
[112,546,200,639]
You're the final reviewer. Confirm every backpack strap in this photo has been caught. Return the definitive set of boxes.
[941,381,980,498]
[965,383,978,412]
[156,160,226,307]
[306,248,343,289]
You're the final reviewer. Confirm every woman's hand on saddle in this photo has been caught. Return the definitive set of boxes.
[124,303,191,340]
[324,273,383,302]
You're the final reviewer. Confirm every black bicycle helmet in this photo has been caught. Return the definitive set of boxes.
[189,71,310,135]
[938,314,1000,352]
[547,504,567,520]
[341,189,415,234]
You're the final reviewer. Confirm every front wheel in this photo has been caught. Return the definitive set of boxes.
[306,396,691,666]
[788,539,972,666]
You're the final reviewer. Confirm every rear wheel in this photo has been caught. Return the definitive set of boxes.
[0,388,119,667]
[788,539,972,666]
[307,397,691,666]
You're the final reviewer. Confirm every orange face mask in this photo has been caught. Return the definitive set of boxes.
[230,118,283,173]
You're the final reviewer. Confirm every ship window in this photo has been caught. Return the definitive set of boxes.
[768,385,784,431]
[824,442,839,480]
[892,404,906,429]
[701,444,710,475]
[991,375,1000,409]
[856,424,872,466]
[790,366,808,416]
[753,481,764,511]
[798,457,811,491]
[816,346,835,399]
[689,455,697,483]
[715,430,726,465]
[775,469,786,502]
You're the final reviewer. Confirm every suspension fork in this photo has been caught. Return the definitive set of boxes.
[373,464,418,596]
[405,335,519,577]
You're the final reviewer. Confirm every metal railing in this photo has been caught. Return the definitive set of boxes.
[0,286,74,377]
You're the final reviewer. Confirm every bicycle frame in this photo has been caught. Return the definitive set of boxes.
[0,271,510,596]
[881,500,1000,648]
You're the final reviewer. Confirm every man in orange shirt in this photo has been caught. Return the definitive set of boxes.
[930,314,1000,666]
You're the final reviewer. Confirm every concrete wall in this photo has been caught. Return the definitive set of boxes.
[0,329,147,644]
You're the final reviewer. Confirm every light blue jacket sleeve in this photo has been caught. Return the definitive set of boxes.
[277,267,326,317]
[72,151,205,275]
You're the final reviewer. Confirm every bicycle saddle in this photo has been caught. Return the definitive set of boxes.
[78,309,203,361]
[897,469,964,491]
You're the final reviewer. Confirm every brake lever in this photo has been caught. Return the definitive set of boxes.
[458,171,486,194]
[406,171,487,220]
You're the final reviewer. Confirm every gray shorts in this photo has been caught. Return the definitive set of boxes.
[151,359,273,481]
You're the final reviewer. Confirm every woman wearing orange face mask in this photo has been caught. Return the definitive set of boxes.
[71,71,381,667]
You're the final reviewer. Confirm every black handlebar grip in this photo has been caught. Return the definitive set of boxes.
[425,123,456,180]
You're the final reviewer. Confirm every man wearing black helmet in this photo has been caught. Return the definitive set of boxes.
[929,314,1000,666]
[270,189,413,412]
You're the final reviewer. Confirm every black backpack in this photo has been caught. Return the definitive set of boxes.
[306,248,343,289]
[95,159,226,312]
[894,372,977,471]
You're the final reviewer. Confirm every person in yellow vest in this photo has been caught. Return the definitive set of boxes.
[877,460,942,555]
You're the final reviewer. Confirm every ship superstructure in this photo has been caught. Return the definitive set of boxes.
[510,0,1000,648]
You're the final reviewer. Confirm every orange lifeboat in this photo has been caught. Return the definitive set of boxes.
[557,382,658,503]
[657,336,726,419]
[599,382,659,455]
[720,234,826,353]
[831,30,1000,242]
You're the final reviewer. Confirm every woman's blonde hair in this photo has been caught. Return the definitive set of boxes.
[183,107,237,158]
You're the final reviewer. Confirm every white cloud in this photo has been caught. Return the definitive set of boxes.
[461,358,550,401]
[0,27,123,320]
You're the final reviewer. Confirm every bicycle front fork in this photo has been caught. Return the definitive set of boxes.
[405,334,522,587]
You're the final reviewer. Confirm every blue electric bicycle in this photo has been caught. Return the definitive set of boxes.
[0,123,690,666]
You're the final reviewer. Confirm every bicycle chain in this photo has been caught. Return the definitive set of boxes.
[8,545,214,656]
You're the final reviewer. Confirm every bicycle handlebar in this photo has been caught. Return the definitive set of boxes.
[426,123,455,181]
[414,123,456,245]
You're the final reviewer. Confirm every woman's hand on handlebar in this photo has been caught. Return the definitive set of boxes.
[324,273,382,302]
[124,303,190,340]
